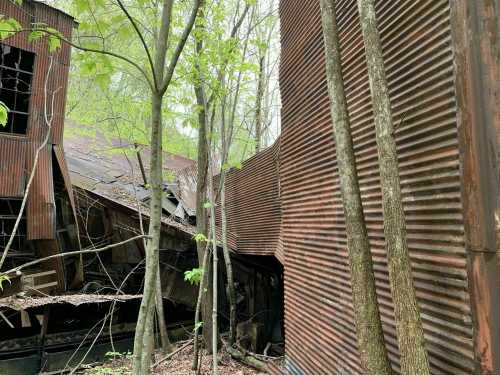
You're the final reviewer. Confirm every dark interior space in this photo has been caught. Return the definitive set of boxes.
[223,254,285,357]
[0,43,35,135]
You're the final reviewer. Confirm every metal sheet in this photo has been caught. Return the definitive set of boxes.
[53,145,77,218]
[278,0,475,374]
[215,141,282,256]
[26,143,56,240]
[0,137,27,197]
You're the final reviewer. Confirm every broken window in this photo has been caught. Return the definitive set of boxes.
[0,199,28,268]
[0,44,35,135]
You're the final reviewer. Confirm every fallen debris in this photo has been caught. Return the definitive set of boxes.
[0,294,142,310]
[81,342,268,375]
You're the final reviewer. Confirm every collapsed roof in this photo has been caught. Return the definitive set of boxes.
[63,122,198,235]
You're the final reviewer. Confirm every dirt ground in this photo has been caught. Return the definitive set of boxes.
[81,343,270,375]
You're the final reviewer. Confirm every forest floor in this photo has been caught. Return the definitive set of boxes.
[81,342,267,375]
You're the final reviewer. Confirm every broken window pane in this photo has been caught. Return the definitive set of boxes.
[0,44,35,135]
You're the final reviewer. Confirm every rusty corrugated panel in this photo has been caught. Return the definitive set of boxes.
[279,0,474,374]
[0,1,74,144]
[267,363,289,375]
[26,143,56,240]
[0,137,27,197]
[216,141,282,256]
[53,145,77,214]
[27,9,73,145]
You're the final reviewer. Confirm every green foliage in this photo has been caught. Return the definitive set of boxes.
[0,16,21,40]
[0,274,11,291]
[203,201,213,209]
[184,268,204,285]
[193,321,203,331]
[193,233,208,243]
[28,23,63,52]
[0,101,9,127]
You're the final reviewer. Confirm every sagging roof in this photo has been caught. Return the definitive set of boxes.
[63,122,198,236]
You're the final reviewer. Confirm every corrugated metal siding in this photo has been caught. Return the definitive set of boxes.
[267,363,289,375]
[26,143,56,240]
[53,145,76,213]
[0,1,73,145]
[0,137,27,197]
[279,0,473,374]
[0,2,74,243]
[216,141,282,256]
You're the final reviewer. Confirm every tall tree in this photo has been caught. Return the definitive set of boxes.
[131,1,202,373]
[356,0,431,373]
[192,1,215,359]
[319,1,392,373]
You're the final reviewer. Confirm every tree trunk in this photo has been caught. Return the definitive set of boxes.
[356,0,431,373]
[193,3,214,354]
[155,268,173,354]
[220,174,236,345]
[192,239,210,370]
[319,1,392,374]
[254,55,265,154]
[132,1,172,373]
[208,159,219,375]
[219,80,237,346]
[132,91,163,375]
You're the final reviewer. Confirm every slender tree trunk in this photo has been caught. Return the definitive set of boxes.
[254,55,265,153]
[155,267,173,354]
[356,1,431,373]
[208,159,219,375]
[219,81,237,346]
[319,1,392,374]
[133,91,163,375]
[132,1,172,373]
[193,4,214,354]
[220,175,236,345]
[192,239,210,370]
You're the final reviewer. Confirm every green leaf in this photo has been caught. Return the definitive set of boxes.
[203,202,213,209]
[184,268,204,285]
[193,233,208,243]
[0,274,11,291]
[0,17,22,40]
[0,101,9,127]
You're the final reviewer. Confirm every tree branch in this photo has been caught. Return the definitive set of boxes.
[3,235,151,275]
[0,29,155,91]
[160,0,202,94]
[114,0,157,90]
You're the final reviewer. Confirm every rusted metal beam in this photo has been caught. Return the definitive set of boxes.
[450,0,500,373]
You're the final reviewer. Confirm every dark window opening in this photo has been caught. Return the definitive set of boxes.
[0,199,30,269]
[0,44,35,135]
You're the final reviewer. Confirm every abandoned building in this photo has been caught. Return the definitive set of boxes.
[0,0,498,374]
[218,1,499,375]
[0,0,77,292]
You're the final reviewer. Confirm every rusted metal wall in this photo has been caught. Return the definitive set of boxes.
[0,1,74,240]
[0,137,27,197]
[276,0,499,374]
[215,141,281,256]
